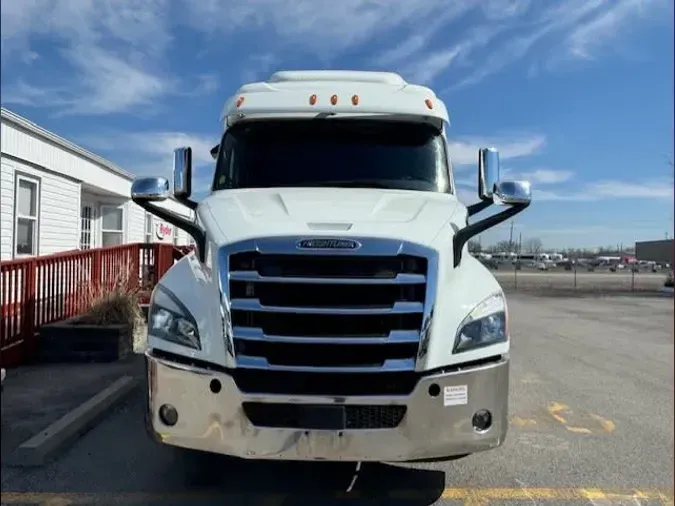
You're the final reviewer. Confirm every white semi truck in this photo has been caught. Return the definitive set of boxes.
[131,70,532,463]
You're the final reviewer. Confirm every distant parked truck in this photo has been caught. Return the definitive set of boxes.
[131,70,532,463]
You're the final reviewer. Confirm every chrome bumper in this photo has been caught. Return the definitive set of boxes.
[145,352,509,462]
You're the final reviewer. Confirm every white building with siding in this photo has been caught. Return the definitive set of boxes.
[0,108,194,261]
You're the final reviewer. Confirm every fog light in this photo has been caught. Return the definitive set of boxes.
[472,409,492,432]
[159,404,178,426]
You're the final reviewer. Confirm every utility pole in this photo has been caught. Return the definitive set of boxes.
[508,220,515,253]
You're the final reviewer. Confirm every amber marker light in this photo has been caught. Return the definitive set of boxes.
[309,94,318,105]
[330,94,339,105]
[351,94,359,105]
[425,98,433,110]
[236,96,245,107]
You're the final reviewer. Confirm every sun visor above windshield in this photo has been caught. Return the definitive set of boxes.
[221,88,450,130]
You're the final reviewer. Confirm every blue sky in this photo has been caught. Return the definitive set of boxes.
[1,0,673,250]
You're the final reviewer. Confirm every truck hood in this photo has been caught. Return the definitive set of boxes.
[200,187,465,247]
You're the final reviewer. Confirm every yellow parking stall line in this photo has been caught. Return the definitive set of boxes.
[510,416,538,427]
[2,488,673,505]
[566,426,593,434]
[547,401,570,424]
[546,401,617,435]
[590,413,617,433]
[440,488,673,503]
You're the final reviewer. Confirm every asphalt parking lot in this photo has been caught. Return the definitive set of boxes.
[2,294,673,505]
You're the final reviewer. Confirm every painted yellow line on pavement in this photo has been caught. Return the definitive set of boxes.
[510,416,538,427]
[1,488,673,505]
[546,401,617,435]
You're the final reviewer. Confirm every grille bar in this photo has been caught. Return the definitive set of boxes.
[237,355,416,372]
[233,327,420,345]
[229,271,426,285]
[230,299,424,315]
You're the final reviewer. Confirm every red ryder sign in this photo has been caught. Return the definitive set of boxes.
[155,223,173,240]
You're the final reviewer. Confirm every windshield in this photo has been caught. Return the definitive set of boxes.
[212,119,452,193]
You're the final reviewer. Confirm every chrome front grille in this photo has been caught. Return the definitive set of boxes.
[218,237,438,374]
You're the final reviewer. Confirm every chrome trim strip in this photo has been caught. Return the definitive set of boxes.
[145,350,211,376]
[230,299,423,315]
[229,271,426,285]
[217,236,439,374]
[233,327,420,345]
[236,355,416,372]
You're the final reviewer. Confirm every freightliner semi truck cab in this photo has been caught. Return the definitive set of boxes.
[131,70,532,463]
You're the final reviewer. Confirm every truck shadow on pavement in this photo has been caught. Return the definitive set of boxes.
[175,449,446,505]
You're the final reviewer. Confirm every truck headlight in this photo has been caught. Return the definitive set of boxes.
[453,292,507,353]
[148,285,200,350]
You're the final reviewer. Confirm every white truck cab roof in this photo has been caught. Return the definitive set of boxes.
[220,70,450,129]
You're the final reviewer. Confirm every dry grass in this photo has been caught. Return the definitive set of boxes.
[76,259,143,329]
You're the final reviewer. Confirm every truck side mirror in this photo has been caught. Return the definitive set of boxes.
[478,147,500,201]
[131,173,206,263]
[492,180,532,206]
[131,177,170,202]
[173,147,193,199]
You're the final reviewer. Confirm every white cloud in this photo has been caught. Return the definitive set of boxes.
[565,0,665,59]
[442,0,667,90]
[375,35,430,68]
[479,0,533,20]
[1,0,171,61]
[536,179,674,201]
[400,47,463,84]
[449,135,546,167]
[459,166,671,203]
[0,0,667,116]
[4,46,172,116]
[508,168,575,184]
[183,0,479,55]
[81,131,219,192]
[240,53,278,84]
[189,74,220,96]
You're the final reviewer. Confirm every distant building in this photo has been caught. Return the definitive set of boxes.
[635,239,674,265]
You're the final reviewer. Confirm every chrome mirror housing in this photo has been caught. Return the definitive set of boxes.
[173,147,193,199]
[131,177,170,202]
[493,180,532,206]
[478,147,500,200]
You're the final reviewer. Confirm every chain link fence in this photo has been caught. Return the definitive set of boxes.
[492,264,669,295]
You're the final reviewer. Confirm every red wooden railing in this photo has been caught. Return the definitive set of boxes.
[0,243,193,367]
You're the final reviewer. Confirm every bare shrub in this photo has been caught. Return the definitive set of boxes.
[76,258,143,328]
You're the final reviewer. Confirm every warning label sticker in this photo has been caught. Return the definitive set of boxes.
[443,385,468,406]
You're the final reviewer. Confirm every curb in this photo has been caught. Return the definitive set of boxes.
[7,375,139,467]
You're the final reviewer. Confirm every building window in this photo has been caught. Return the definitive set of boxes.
[80,205,93,250]
[14,175,40,256]
[144,213,153,243]
[101,205,124,246]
